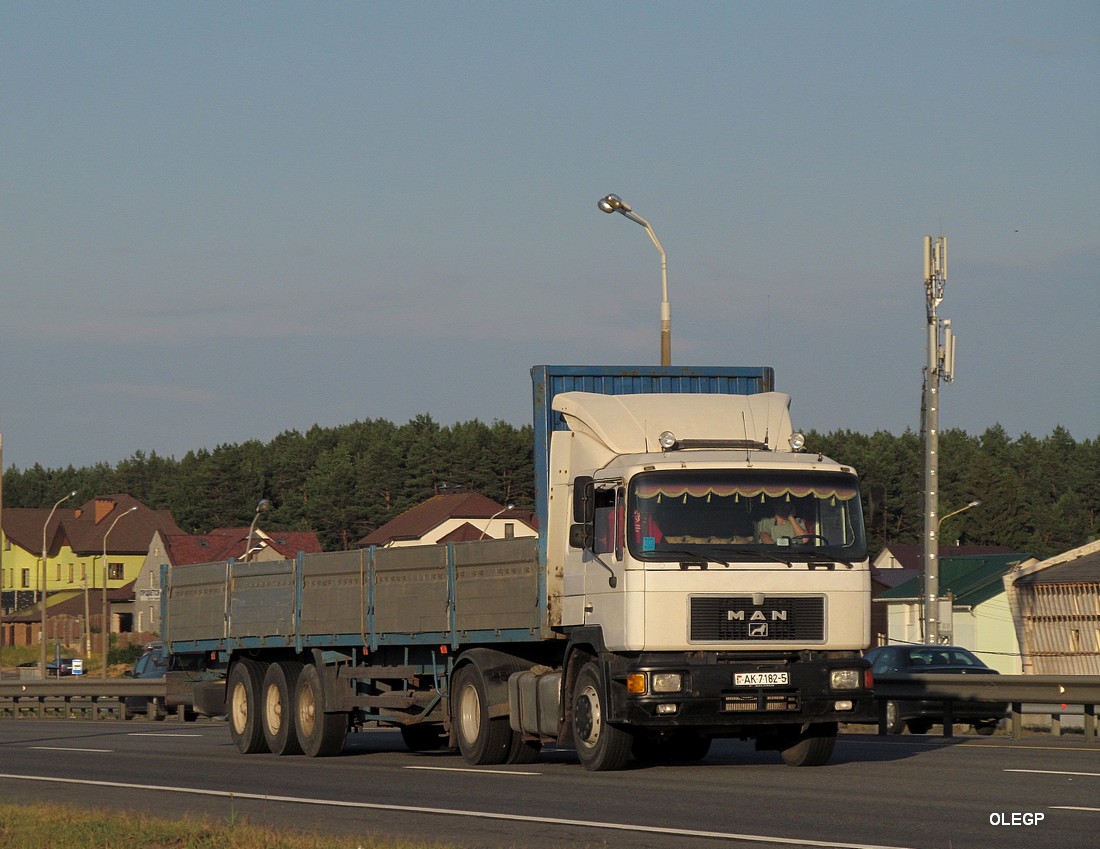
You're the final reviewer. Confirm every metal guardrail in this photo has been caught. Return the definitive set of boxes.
[0,678,168,720]
[872,673,1100,741]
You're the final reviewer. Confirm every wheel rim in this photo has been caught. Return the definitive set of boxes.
[458,681,482,746]
[886,701,898,730]
[298,681,317,739]
[230,681,249,735]
[575,684,601,747]
[264,682,283,736]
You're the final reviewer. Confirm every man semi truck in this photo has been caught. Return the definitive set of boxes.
[162,365,874,770]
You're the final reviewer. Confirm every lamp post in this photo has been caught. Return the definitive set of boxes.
[101,505,137,678]
[242,499,271,562]
[480,502,515,541]
[40,490,76,676]
[598,194,671,366]
[937,499,981,540]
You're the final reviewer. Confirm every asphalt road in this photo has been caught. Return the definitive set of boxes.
[0,720,1096,849]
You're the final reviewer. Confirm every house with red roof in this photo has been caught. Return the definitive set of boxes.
[358,492,536,548]
[1,494,184,648]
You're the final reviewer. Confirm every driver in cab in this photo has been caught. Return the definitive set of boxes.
[756,498,808,544]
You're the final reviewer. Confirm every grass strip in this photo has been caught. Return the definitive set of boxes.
[0,802,451,849]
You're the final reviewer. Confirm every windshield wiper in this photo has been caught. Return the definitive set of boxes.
[709,547,795,567]
[655,548,730,567]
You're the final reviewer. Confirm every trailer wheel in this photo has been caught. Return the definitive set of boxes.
[452,664,513,765]
[778,722,837,767]
[227,659,269,754]
[572,663,632,771]
[294,663,347,757]
[262,661,304,756]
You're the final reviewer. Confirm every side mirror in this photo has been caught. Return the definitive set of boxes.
[569,523,593,550]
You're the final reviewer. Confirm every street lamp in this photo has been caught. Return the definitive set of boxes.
[598,194,671,366]
[937,499,981,537]
[480,502,515,541]
[242,499,271,562]
[101,505,138,679]
[924,499,981,645]
[40,490,76,676]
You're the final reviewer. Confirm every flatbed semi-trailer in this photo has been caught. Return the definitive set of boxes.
[163,365,874,769]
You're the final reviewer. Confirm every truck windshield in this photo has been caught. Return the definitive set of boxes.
[626,470,866,562]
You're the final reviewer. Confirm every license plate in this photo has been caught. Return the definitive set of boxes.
[735,672,789,686]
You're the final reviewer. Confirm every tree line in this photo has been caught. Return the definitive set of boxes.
[3,418,1096,558]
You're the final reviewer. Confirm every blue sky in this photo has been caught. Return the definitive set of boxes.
[2,2,1097,472]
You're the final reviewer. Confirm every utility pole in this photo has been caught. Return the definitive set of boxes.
[921,235,956,645]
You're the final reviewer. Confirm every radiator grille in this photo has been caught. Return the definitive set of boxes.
[690,596,825,642]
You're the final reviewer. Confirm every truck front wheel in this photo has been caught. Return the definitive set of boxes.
[228,659,269,754]
[294,663,347,757]
[572,663,632,771]
[777,722,837,767]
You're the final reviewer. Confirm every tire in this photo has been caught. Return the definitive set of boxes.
[262,661,304,756]
[973,720,998,736]
[572,663,632,771]
[507,732,542,765]
[150,697,167,722]
[401,723,449,752]
[227,659,269,754]
[778,722,837,767]
[294,663,348,757]
[906,719,933,735]
[452,665,514,765]
[885,700,906,734]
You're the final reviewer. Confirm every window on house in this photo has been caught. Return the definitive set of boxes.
[68,564,75,583]
[55,564,62,581]
[21,569,30,588]
[81,564,87,582]
[504,522,515,539]
[108,563,124,581]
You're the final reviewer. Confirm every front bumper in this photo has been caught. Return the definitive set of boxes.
[614,654,875,730]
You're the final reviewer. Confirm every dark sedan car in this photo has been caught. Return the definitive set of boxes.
[864,644,1006,735]
[124,642,203,720]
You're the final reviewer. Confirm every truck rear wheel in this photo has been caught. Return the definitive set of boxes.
[228,659,269,754]
[262,661,304,756]
[778,722,837,767]
[572,663,632,771]
[452,664,513,765]
[294,663,348,757]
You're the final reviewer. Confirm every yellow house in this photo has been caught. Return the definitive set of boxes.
[1,495,183,619]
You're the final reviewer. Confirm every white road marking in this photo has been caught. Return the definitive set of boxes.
[0,772,917,849]
[1005,768,1100,778]
[27,747,113,753]
[404,765,540,776]
[1051,806,1100,812]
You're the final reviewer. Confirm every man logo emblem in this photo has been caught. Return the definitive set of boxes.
[749,622,769,637]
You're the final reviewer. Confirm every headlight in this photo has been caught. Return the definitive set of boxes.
[652,672,683,693]
[830,669,861,690]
